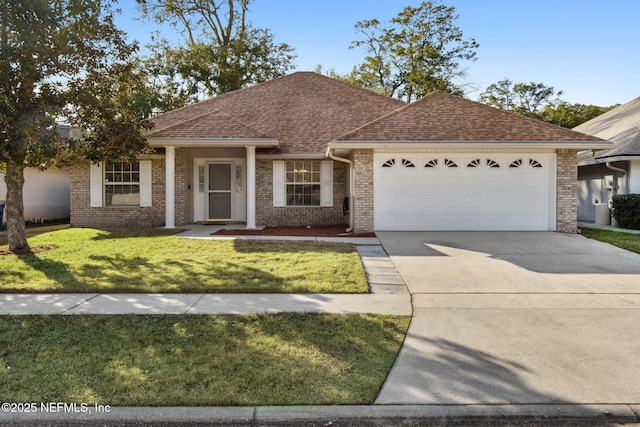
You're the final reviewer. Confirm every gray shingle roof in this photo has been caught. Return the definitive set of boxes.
[573,96,640,158]
[147,72,405,153]
[148,110,270,139]
[335,91,605,142]
[148,74,606,153]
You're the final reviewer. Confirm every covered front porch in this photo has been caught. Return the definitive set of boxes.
[148,138,279,230]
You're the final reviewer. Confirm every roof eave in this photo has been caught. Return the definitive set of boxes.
[147,138,279,148]
[328,140,614,150]
[579,154,640,166]
[257,152,327,159]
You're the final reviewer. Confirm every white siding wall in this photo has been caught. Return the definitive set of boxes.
[0,168,70,224]
[630,160,640,194]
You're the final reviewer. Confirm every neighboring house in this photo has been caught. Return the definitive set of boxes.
[574,97,640,222]
[1,125,76,227]
[0,168,70,226]
[70,72,610,233]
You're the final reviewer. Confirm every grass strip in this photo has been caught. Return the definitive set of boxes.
[0,314,409,406]
[579,227,640,255]
[0,228,367,293]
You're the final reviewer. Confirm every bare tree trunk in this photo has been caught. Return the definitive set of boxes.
[5,157,29,253]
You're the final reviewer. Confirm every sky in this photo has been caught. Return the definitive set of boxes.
[115,0,640,107]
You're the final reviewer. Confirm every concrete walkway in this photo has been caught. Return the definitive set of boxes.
[0,292,411,315]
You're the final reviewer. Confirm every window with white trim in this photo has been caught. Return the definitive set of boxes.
[105,162,140,206]
[273,160,333,207]
[286,161,320,206]
[89,160,153,208]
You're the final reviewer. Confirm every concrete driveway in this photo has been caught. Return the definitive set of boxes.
[375,232,640,407]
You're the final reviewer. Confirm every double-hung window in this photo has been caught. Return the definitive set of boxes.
[89,160,152,208]
[105,162,140,206]
[273,160,333,207]
[286,161,321,206]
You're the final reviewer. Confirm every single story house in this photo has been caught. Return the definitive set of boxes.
[574,96,640,222]
[70,72,611,233]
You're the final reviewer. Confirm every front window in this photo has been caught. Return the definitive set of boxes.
[105,161,140,206]
[286,161,320,206]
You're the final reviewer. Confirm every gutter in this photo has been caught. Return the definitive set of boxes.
[579,155,640,166]
[329,140,614,150]
[326,148,354,233]
[146,138,279,148]
[605,162,627,196]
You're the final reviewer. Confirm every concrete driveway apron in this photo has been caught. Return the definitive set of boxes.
[375,231,640,406]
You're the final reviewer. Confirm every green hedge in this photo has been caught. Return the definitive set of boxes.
[611,194,640,230]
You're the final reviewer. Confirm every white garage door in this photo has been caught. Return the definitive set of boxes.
[374,153,556,231]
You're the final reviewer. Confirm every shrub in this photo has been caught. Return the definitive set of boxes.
[611,194,640,230]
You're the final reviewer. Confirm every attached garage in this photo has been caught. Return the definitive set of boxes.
[329,90,612,234]
[374,152,556,231]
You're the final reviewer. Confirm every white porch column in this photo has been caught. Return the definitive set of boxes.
[246,145,256,229]
[165,145,176,229]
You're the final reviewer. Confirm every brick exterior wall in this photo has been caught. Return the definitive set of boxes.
[556,149,579,233]
[70,150,187,228]
[352,149,374,234]
[71,149,578,233]
[255,159,347,227]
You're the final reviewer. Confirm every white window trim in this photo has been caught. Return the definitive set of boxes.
[273,160,333,207]
[89,160,152,207]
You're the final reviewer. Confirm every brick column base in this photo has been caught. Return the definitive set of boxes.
[556,149,579,233]
[353,149,374,234]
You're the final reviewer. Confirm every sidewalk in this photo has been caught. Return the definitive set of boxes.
[0,292,411,315]
[0,232,411,315]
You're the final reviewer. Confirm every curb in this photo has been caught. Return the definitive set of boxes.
[1,404,638,426]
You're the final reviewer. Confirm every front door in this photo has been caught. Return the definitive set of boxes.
[208,163,232,220]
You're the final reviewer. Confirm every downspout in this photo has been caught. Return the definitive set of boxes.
[326,147,354,233]
[605,162,627,196]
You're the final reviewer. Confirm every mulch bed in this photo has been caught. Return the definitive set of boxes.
[212,225,376,238]
[0,245,57,256]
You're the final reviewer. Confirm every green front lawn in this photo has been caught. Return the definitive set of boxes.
[0,228,368,293]
[579,227,640,255]
[0,314,410,406]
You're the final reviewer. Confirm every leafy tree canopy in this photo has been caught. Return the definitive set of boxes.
[478,78,563,118]
[0,0,152,251]
[348,0,479,102]
[478,77,616,128]
[137,0,296,111]
[538,102,618,128]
